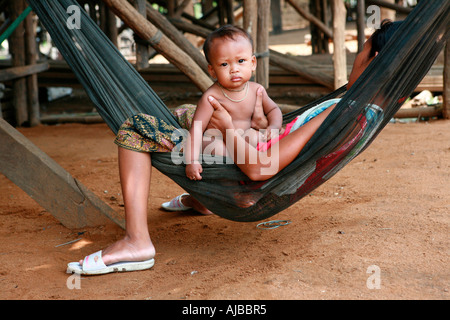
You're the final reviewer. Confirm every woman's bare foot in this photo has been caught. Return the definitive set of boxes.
[79,235,155,266]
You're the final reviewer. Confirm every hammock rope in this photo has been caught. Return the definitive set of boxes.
[27,0,450,222]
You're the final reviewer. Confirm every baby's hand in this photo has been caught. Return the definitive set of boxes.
[262,127,280,142]
[186,163,203,180]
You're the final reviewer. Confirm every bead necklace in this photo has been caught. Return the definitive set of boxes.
[218,82,249,103]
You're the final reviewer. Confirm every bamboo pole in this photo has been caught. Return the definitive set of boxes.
[101,0,212,92]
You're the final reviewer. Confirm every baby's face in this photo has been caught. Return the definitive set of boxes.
[207,35,256,91]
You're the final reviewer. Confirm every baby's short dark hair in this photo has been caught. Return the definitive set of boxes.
[369,20,403,57]
[203,25,253,64]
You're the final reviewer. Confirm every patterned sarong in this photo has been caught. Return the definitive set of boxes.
[114,104,196,152]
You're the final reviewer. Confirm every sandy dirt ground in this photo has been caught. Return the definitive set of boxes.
[0,117,448,300]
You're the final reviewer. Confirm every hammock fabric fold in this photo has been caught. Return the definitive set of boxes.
[28,0,449,222]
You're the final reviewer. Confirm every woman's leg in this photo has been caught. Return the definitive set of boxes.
[225,106,335,181]
[180,195,212,215]
[83,147,155,265]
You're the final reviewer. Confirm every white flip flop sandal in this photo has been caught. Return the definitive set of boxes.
[66,250,154,275]
[161,193,192,211]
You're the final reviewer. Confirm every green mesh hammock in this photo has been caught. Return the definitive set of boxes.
[28,0,449,222]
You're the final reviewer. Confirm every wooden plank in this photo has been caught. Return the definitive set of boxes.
[0,117,125,229]
[269,49,335,89]
[0,62,49,82]
[395,106,442,119]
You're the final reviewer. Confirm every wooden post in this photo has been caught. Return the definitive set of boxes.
[0,63,49,82]
[100,1,118,47]
[87,0,98,23]
[108,9,118,47]
[243,0,258,50]
[0,117,125,229]
[217,0,226,25]
[167,0,175,17]
[256,0,270,88]
[271,0,283,35]
[9,0,28,126]
[225,0,234,25]
[24,11,40,127]
[443,42,450,119]
[0,84,4,119]
[134,0,149,70]
[101,0,212,92]
[332,0,347,89]
[356,0,365,53]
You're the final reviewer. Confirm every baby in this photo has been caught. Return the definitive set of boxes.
[185,25,283,181]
